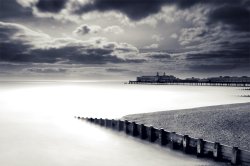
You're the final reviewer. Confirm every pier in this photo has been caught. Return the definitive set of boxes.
[128,81,250,87]
[129,73,250,87]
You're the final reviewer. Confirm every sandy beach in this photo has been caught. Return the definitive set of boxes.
[122,102,250,151]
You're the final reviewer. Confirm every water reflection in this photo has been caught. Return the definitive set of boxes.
[0,81,248,166]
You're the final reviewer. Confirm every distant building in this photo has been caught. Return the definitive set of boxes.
[158,75,178,83]
[208,76,250,83]
[137,73,179,83]
[136,76,159,82]
[185,77,200,82]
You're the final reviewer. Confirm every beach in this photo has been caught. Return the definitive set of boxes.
[122,102,250,151]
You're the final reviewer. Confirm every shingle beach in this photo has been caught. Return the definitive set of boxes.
[123,102,250,151]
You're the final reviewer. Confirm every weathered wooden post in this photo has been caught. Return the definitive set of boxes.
[182,135,190,153]
[104,119,108,127]
[148,126,155,142]
[94,118,98,124]
[124,120,129,134]
[140,124,147,139]
[99,118,103,126]
[231,147,240,165]
[170,132,178,149]
[196,139,204,157]
[213,142,221,161]
[131,122,138,136]
[159,128,167,146]
[111,119,115,129]
[117,120,123,131]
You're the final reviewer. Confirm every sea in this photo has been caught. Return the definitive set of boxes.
[0,81,249,166]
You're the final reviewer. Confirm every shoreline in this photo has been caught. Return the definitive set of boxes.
[122,102,250,151]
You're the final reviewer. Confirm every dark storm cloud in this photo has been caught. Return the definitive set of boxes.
[73,0,164,20]
[0,0,32,20]
[0,22,144,65]
[185,49,250,72]
[209,5,250,32]
[12,0,249,28]
[71,0,246,20]
[35,0,68,13]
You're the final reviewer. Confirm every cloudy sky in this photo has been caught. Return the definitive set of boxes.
[0,0,250,80]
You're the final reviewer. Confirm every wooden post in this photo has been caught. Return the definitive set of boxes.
[140,124,147,139]
[213,142,221,161]
[148,126,155,142]
[231,147,240,165]
[117,120,123,131]
[182,135,190,153]
[170,132,177,149]
[111,119,116,129]
[159,128,166,146]
[131,122,138,136]
[196,139,204,157]
[124,120,129,134]
[105,119,108,127]
[99,118,103,126]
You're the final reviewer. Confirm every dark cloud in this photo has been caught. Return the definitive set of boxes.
[0,42,36,63]
[0,0,245,25]
[0,0,32,20]
[185,50,250,72]
[35,0,68,13]
[73,0,165,20]
[147,53,171,59]
[106,68,129,73]
[71,0,246,21]
[209,5,250,32]
[0,22,144,65]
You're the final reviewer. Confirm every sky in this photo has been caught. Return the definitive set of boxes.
[0,0,250,80]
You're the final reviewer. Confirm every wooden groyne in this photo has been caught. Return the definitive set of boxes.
[128,81,250,87]
[76,117,250,165]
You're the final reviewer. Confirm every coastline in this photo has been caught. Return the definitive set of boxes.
[122,102,250,151]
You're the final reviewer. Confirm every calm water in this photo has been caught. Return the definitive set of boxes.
[0,81,249,166]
